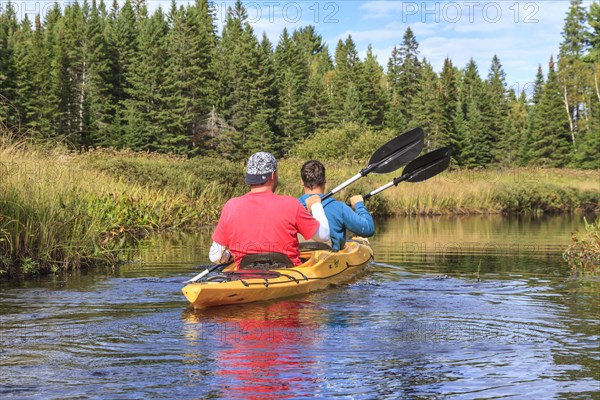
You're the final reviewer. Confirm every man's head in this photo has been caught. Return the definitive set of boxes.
[301,160,326,190]
[245,151,278,186]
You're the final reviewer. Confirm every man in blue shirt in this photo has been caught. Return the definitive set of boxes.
[298,160,375,251]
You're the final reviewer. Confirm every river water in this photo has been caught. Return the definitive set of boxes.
[1,215,598,399]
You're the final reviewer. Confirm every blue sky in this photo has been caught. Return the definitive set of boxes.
[220,0,579,95]
[3,0,584,94]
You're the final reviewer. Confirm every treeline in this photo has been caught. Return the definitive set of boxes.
[0,0,598,168]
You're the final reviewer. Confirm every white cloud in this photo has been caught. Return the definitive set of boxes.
[352,0,578,85]
[211,0,583,87]
[418,32,558,87]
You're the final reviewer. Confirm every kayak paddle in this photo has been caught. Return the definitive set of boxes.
[185,261,233,284]
[322,127,424,201]
[362,147,452,200]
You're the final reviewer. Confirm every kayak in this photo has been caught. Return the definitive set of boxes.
[182,238,373,309]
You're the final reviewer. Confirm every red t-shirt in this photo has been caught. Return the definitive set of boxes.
[212,191,320,266]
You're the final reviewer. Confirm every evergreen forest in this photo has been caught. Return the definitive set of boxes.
[0,0,598,168]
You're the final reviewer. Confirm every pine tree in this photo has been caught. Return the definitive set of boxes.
[558,0,589,149]
[530,57,572,166]
[342,85,365,125]
[123,6,184,152]
[286,26,333,133]
[484,55,508,165]
[560,0,589,57]
[361,45,387,127]
[108,0,139,145]
[331,37,355,123]
[168,0,218,154]
[330,35,371,126]
[0,2,20,128]
[532,64,545,104]
[384,29,423,133]
[244,33,278,155]
[462,96,486,168]
[460,59,483,108]
[384,45,406,131]
[53,1,87,145]
[587,1,600,61]
[33,4,63,139]
[12,15,34,130]
[457,59,486,166]
[303,49,335,133]
[452,97,468,166]
[85,0,116,146]
[216,0,278,158]
[397,27,421,125]
[292,25,325,69]
[274,28,308,147]
[217,0,252,143]
[439,58,460,160]
[573,94,600,168]
[519,65,545,165]
[574,1,600,168]
[411,60,443,151]
[502,89,528,166]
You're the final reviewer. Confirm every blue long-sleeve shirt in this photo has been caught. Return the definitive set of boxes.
[298,194,375,251]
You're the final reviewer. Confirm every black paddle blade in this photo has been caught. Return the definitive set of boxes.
[401,147,452,183]
[368,127,424,174]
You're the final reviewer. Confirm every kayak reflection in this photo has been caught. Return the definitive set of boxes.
[182,300,326,398]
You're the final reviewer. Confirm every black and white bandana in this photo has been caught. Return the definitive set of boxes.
[245,152,277,184]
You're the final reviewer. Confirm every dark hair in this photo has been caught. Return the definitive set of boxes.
[301,160,326,189]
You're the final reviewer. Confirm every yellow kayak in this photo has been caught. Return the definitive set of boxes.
[182,239,373,309]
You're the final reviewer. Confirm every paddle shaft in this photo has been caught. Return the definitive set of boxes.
[322,172,361,201]
[186,261,232,283]
[363,174,409,200]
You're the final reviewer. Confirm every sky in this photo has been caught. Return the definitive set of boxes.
[214,0,580,95]
[2,0,588,95]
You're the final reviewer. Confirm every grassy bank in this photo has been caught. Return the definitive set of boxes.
[1,141,598,277]
[0,143,241,278]
[278,159,599,216]
[563,218,600,275]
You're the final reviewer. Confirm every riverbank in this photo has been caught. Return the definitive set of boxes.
[1,143,598,277]
[279,158,598,215]
[0,144,240,277]
[563,218,600,275]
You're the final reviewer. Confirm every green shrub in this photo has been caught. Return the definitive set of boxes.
[81,149,246,199]
[292,123,397,162]
[493,183,592,214]
[563,218,600,275]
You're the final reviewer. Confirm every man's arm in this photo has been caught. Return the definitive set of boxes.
[309,202,330,242]
[209,241,232,263]
[304,195,330,242]
[344,196,375,237]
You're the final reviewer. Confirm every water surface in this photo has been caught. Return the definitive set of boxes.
[1,215,598,399]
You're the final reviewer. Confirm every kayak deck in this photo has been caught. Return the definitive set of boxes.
[182,239,373,309]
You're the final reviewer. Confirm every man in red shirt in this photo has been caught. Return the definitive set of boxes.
[209,152,330,267]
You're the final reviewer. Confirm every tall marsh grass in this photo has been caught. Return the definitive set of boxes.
[0,137,597,278]
[0,142,236,277]
[279,159,599,216]
[563,218,600,275]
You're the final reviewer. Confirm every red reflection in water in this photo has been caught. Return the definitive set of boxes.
[184,300,323,398]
